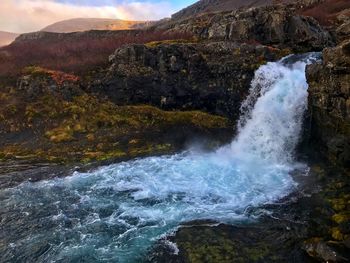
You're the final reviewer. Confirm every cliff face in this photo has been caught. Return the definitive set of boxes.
[306,39,350,166]
[156,5,333,52]
[87,4,332,122]
[89,41,288,120]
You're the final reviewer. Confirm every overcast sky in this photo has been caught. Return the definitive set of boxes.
[0,0,197,33]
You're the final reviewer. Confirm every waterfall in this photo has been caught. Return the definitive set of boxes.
[220,52,320,164]
[0,53,320,263]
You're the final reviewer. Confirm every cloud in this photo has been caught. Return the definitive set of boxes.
[0,0,176,33]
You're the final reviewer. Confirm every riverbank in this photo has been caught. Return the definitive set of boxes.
[146,157,350,262]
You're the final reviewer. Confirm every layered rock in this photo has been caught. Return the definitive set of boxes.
[155,5,333,51]
[89,41,288,120]
[306,40,350,166]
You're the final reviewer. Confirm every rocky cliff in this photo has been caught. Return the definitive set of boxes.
[87,4,332,122]
[171,0,294,21]
[170,0,329,22]
[306,39,350,166]
[156,5,333,52]
[89,41,288,120]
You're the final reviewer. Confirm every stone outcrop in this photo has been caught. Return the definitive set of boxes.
[155,5,333,51]
[16,67,82,101]
[13,30,144,43]
[306,39,350,166]
[170,0,325,22]
[89,41,288,120]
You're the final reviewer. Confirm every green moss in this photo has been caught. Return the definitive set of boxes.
[329,198,347,212]
[242,246,270,261]
[129,143,173,157]
[0,89,230,163]
[22,66,50,78]
[145,39,197,48]
[332,212,350,224]
[45,126,75,143]
[331,227,348,241]
[5,104,18,115]
[82,149,127,163]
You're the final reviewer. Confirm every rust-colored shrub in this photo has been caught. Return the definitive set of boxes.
[300,0,350,26]
[0,30,193,82]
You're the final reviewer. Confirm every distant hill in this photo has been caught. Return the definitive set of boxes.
[41,18,154,33]
[172,0,294,21]
[0,31,19,47]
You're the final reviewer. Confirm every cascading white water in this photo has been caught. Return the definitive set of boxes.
[0,53,320,262]
[219,53,319,164]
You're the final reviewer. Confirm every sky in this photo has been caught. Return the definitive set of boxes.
[0,0,197,33]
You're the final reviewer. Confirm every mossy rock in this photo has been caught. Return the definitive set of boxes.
[0,89,232,163]
[145,38,197,48]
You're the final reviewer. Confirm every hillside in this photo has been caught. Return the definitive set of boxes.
[171,0,294,21]
[0,31,19,47]
[299,0,350,26]
[0,30,192,82]
[41,18,153,33]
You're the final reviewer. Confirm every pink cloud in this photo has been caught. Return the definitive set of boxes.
[0,0,175,33]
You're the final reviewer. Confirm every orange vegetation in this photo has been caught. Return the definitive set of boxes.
[0,30,193,83]
[300,0,350,26]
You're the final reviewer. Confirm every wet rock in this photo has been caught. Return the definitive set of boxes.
[302,238,348,262]
[148,220,314,263]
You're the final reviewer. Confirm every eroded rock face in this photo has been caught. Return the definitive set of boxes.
[89,41,288,120]
[156,5,333,51]
[306,40,350,166]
